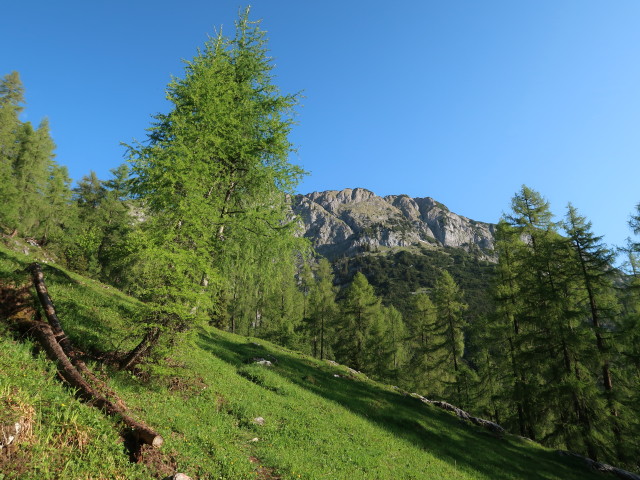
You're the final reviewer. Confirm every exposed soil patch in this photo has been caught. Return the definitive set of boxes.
[249,456,282,480]
[0,281,36,323]
[0,446,31,478]
[136,444,178,479]
[0,387,36,477]
[168,375,208,398]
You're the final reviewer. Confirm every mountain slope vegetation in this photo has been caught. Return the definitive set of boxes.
[0,243,612,480]
[2,7,640,477]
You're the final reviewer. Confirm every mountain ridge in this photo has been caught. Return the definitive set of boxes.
[292,187,496,259]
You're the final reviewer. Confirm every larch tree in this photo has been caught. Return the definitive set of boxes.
[335,272,383,372]
[491,219,527,434]
[406,292,439,394]
[0,72,72,241]
[433,270,468,405]
[124,8,304,363]
[0,71,23,232]
[306,258,338,360]
[500,186,606,459]
[563,204,619,397]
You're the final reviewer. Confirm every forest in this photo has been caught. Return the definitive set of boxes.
[1,9,639,474]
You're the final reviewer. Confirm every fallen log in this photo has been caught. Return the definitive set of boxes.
[19,265,162,447]
[27,263,72,352]
[15,318,163,448]
[26,263,125,408]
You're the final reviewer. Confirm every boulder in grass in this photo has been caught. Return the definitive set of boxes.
[254,359,273,367]
[247,355,278,366]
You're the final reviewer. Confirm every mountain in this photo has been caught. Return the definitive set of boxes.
[292,188,496,259]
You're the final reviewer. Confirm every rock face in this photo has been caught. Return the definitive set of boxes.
[292,188,496,258]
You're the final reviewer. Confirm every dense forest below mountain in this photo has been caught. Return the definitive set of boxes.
[1,8,640,477]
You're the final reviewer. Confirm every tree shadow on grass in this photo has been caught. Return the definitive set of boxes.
[197,329,605,480]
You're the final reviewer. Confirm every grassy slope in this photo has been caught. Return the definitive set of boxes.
[0,244,607,480]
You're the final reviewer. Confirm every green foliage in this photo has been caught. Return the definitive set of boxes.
[125,8,305,346]
[484,186,639,468]
[63,167,134,283]
[0,246,610,479]
[334,246,495,321]
[334,272,383,372]
[433,270,468,405]
[0,72,74,245]
[0,71,24,231]
[303,258,338,359]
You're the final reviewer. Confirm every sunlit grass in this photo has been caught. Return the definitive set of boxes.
[0,244,606,479]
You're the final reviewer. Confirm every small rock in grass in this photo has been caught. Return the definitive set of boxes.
[249,437,259,442]
[253,417,265,426]
[162,474,192,480]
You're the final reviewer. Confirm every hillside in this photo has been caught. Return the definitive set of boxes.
[292,188,497,320]
[0,244,620,480]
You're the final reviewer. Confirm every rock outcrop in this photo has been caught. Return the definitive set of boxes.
[292,188,496,258]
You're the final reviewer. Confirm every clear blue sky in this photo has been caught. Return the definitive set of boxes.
[2,1,640,251]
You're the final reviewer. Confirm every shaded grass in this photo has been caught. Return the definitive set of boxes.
[193,329,604,480]
[0,243,611,479]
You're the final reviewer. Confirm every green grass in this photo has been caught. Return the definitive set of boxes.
[0,244,610,479]
[0,334,150,480]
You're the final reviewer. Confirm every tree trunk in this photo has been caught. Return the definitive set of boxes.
[15,318,162,447]
[320,316,325,360]
[28,263,123,407]
[119,327,161,371]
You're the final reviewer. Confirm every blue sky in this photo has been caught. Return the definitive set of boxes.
[2,1,640,251]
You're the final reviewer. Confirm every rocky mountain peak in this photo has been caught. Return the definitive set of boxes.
[292,188,496,259]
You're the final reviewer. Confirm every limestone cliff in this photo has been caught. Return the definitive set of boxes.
[292,188,496,258]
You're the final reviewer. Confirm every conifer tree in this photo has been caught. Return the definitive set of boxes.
[335,273,383,372]
[306,258,338,359]
[67,168,133,279]
[10,119,57,237]
[433,270,468,405]
[0,71,23,231]
[563,204,619,397]
[125,8,304,352]
[40,164,73,245]
[499,187,608,458]
[383,304,408,376]
[406,292,440,394]
[0,72,71,241]
[491,219,529,435]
